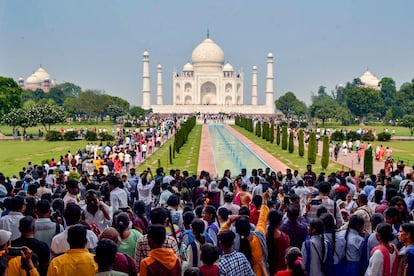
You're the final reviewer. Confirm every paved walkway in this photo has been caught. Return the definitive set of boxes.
[198,123,389,176]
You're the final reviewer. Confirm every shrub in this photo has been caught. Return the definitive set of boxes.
[269,124,275,143]
[280,121,288,127]
[300,122,308,128]
[377,132,391,141]
[100,132,114,141]
[288,132,294,153]
[298,129,304,157]
[63,131,78,141]
[346,130,361,141]
[124,122,132,127]
[289,121,298,128]
[276,126,281,146]
[362,132,376,141]
[364,147,373,175]
[308,132,317,164]
[331,131,344,142]
[45,130,63,141]
[321,136,329,170]
[85,130,98,141]
[281,126,288,150]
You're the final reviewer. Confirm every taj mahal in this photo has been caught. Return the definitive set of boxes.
[141,35,275,114]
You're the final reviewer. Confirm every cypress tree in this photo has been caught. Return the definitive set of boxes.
[288,132,294,153]
[282,126,288,150]
[364,147,373,175]
[270,123,275,143]
[308,132,317,164]
[276,126,281,146]
[298,129,304,157]
[169,145,173,164]
[321,136,329,170]
[262,122,267,140]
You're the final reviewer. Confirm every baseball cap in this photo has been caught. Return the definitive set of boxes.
[0,230,11,246]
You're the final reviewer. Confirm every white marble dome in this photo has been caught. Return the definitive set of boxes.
[360,70,379,88]
[223,63,234,71]
[26,74,41,84]
[183,62,194,71]
[191,38,225,65]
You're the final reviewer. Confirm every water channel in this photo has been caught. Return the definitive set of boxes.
[208,124,273,176]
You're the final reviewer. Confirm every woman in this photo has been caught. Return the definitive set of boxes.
[132,200,149,234]
[336,215,365,275]
[221,192,270,276]
[275,247,305,276]
[184,219,206,270]
[320,213,343,273]
[202,205,220,246]
[113,155,121,173]
[301,219,334,276]
[365,222,399,276]
[397,223,414,276]
[267,210,290,275]
[390,196,410,224]
[113,212,142,258]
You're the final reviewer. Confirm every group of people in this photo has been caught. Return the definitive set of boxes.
[0,158,414,276]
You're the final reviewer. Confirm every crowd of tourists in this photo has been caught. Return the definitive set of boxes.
[1,156,414,276]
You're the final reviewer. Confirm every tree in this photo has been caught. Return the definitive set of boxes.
[276,126,281,146]
[308,132,317,164]
[321,136,329,170]
[269,123,275,143]
[401,115,414,136]
[395,80,414,117]
[379,77,396,116]
[47,82,81,106]
[364,147,373,175]
[288,132,294,153]
[106,105,125,123]
[0,77,22,117]
[33,104,66,132]
[281,126,288,150]
[129,106,146,118]
[275,92,308,119]
[1,107,38,141]
[298,129,304,157]
[110,96,130,113]
[309,92,339,125]
[346,87,384,124]
[256,121,262,137]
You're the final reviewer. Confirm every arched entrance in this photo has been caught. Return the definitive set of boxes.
[201,82,217,105]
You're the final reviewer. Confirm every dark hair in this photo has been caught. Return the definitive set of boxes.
[183,268,202,276]
[252,195,263,208]
[67,224,87,249]
[285,247,305,276]
[11,196,25,212]
[52,198,64,213]
[376,222,395,243]
[238,206,250,216]
[27,184,38,195]
[191,219,206,245]
[95,238,118,267]
[287,204,300,221]
[113,212,130,239]
[150,207,168,225]
[401,223,414,243]
[167,194,179,207]
[235,217,252,265]
[203,205,218,225]
[343,215,364,261]
[390,196,409,223]
[65,179,79,190]
[310,219,326,264]
[63,203,82,226]
[316,205,328,218]
[318,182,331,194]
[133,200,148,230]
[267,210,283,273]
[183,211,195,228]
[371,213,385,231]
[194,205,204,218]
[36,199,51,215]
[200,243,220,265]
[218,207,230,221]
[19,215,35,233]
[147,224,166,247]
[320,213,336,254]
[218,230,235,248]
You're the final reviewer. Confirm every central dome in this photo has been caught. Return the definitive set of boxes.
[191,38,225,65]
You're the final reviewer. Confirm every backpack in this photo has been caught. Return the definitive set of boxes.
[305,237,334,276]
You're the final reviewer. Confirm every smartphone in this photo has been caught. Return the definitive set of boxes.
[119,207,129,212]
[310,199,322,205]
[7,247,23,256]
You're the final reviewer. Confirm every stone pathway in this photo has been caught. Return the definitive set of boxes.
[197,124,217,176]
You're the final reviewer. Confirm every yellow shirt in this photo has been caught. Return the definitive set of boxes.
[47,248,97,276]
[7,256,40,276]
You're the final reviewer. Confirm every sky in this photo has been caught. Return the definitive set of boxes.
[1,0,413,107]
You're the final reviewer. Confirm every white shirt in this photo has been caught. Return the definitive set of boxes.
[159,189,172,207]
[163,175,175,184]
[0,212,25,241]
[51,227,98,256]
[83,204,112,233]
[110,187,128,213]
[137,179,155,205]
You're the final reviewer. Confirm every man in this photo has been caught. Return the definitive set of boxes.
[83,190,111,233]
[303,164,316,183]
[47,224,97,276]
[158,182,172,208]
[12,216,50,276]
[95,239,127,276]
[108,176,128,213]
[139,225,181,276]
[404,182,414,211]
[280,204,308,249]
[162,169,175,184]
[218,230,254,276]
[62,180,79,207]
[304,181,343,227]
[34,200,63,248]
[0,195,25,241]
[351,194,373,236]
[128,168,139,204]
[182,170,195,190]
[222,192,240,216]
[51,203,98,257]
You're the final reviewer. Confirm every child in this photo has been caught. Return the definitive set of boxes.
[275,247,305,276]
[199,243,220,276]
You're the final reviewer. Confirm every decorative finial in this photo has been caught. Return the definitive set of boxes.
[207,28,210,38]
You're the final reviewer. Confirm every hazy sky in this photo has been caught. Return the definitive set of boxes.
[1,0,413,107]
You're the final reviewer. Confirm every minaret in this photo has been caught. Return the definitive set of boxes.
[142,50,151,109]
[156,64,163,105]
[251,66,258,105]
[265,52,274,107]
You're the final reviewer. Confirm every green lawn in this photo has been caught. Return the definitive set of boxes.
[0,140,87,177]
[137,125,202,176]
[321,125,412,137]
[233,126,344,175]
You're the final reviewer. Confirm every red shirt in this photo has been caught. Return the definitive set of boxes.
[199,264,219,276]
[249,208,260,225]
[275,270,292,276]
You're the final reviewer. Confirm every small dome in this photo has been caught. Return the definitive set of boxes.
[267,52,273,58]
[360,70,379,88]
[26,74,41,84]
[223,63,234,72]
[191,38,225,65]
[252,65,257,70]
[18,77,24,81]
[143,50,149,56]
[183,62,194,71]
[33,67,51,82]
[157,64,162,69]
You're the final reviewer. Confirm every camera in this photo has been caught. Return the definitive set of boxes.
[7,247,23,256]
[310,199,322,205]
